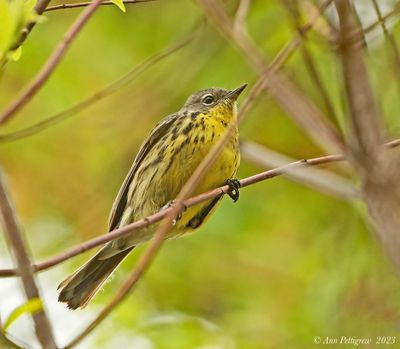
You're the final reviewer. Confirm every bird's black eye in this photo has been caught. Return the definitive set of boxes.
[201,94,214,105]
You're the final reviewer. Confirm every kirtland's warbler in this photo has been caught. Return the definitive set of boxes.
[58,84,247,309]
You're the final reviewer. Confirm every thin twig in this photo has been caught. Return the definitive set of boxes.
[1,138,400,279]
[45,0,155,12]
[0,170,57,349]
[0,26,200,143]
[370,0,400,78]
[282,0,340,129]
[241,140,357,199]
[359,2,400,37]
[0,0,103,125]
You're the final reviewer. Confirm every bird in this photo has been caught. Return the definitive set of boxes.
[58,84,247,309]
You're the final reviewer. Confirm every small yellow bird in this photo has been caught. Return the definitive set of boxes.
[58,84,247,309]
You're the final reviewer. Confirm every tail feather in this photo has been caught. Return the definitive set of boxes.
[58,245,133,310]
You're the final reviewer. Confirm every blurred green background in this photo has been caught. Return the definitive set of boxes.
[1,0,400,348]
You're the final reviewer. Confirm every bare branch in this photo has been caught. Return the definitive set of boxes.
[1,138,400,279]
[0,0,103,125]
[0,26,200,143]
[45,0,155,12]
[241,140,357,199]
[0,170,57,349]
[197,0,344,154]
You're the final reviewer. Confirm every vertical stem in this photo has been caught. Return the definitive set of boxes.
[0,170,57,349]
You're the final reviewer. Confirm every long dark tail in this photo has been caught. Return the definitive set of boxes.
[58,245,133,310]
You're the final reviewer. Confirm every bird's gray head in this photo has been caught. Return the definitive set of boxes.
[182,84,247,114]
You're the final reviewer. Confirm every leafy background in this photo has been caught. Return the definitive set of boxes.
[1,0,400,348]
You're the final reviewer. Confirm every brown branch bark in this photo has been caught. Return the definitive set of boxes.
[0,0,103,125]
[0,170,57,349]
[1,138,399,279]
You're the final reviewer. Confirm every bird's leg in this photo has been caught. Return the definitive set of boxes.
[186,196,221,229]
[226,179,241,202]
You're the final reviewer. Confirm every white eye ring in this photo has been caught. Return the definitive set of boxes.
[201,94,215,105]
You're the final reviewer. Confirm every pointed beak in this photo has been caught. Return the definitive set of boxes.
[226,83,247,101]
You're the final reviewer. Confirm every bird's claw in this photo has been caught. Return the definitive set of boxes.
[226,179,241,202]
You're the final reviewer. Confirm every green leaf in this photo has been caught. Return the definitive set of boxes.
[0,0,13,56]
[0,0,37,60]
[111,0,126,13]
[3,298,43,331]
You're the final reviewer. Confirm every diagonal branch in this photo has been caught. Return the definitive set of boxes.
[0,170,57,349]
[0,0,103,125]
[241,140,357,199]
[1,138,400,279]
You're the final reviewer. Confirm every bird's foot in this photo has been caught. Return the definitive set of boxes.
[160,200,187,224]
[226,179,241,202]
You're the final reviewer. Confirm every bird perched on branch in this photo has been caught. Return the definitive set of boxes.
[58,84,247,309]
